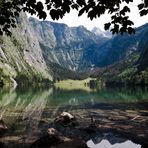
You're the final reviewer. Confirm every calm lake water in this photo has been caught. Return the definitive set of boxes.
[0,86,148,147]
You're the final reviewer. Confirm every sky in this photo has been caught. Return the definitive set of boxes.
[28,0,148,31]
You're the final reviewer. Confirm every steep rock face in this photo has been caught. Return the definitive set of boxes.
[0,13,52,85]
[29,18,107,71]
[17,14,51,78]
[30,17,148,72]
[91,27,112,39]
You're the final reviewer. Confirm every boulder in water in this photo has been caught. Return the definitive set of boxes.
[31,128,62,147]
[55,112,75,126]
[31,127,88,148]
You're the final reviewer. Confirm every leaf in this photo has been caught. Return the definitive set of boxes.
[138,3,145,10]
[104,23,111,30]
[50,9,63,20]
[140,9,148,16]
[88,10,96,20]
[47,4,51,10]
[119,27,127,35]
[123,0,133,4]
[76,0,86,7]
[0,17,5,25]
[11,24,17,28]
[128,27,135,34]
[111,25,119,34]
[144,0,148,7]
[14,11,20,16]
[78,8,85,16]
[45,0,50,4]
[36,1,44,11]
[38,11,47,20]
[54,0,62,7]
[62,4,70,13]
[71,4,79,10]
[120,6,130,15]
[126,20,134,26]
[50,9,57,20]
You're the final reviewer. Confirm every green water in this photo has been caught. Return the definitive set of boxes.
[0,87,148,110]
[0,86,148,146]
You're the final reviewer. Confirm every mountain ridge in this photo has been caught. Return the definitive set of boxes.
[29,17,148,72]
[91,27,112,39]
[0,14,148,86]
[29,17,108,71]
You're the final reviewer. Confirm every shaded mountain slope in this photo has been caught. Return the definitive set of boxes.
[91,23,148,68]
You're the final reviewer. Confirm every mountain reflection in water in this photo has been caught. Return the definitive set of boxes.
[87,140,141,148]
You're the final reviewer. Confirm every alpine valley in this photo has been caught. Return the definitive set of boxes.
[0,11,148,148]
[0,12,148,87]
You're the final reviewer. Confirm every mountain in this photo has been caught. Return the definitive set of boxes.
[90,25,148,86]
[90,24,148,68]
[29,17,148,72]
[91,27,112,39]
[1,13,91,86]
[89,48,148,86]
[29,17,108,71]
[0,13,54,86]
[0,13,148,87]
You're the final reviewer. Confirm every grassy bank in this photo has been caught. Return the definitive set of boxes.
[54,78,97,92]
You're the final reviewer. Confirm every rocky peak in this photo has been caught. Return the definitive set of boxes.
[92,27,112,39]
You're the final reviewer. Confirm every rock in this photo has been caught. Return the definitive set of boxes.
[55,112,75,126]
[31,128,62,148]
[0,119,8,137]
[31,127,88,148]
[47,128,61,137]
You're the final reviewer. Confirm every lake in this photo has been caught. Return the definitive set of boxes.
[0,86,148,147]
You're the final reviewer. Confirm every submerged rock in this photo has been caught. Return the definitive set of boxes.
[54,112,75,126]
[31,127,88,148]
[31,128,62,147]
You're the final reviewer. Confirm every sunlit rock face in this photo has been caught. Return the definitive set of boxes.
[0,13,52,83]
[87,140,141,148]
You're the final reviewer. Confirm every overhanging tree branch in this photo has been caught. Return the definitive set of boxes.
[0,0,147,35]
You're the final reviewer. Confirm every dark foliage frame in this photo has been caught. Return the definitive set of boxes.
[0,0,148,35]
